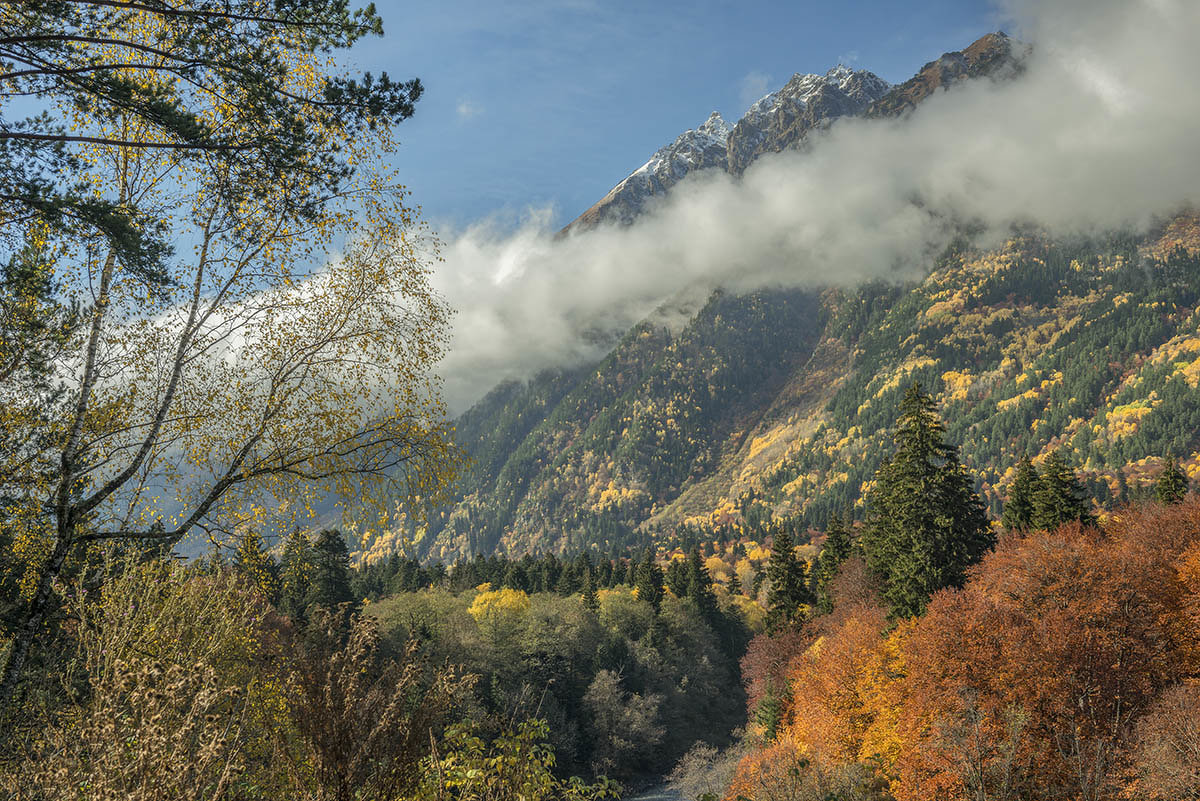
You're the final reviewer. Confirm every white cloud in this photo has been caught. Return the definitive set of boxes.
[428,0,1200,413]
[737,70,772,113]
[456,99,482,120]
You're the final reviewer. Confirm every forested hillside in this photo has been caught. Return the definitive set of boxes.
[378,217,1200,562]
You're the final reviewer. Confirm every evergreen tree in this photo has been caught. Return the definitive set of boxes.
[813,514,853,615]
[664,557,689,597]
[582,571,599,613]
[684,548,717,616]
[634,550,664,614]
[502,562,529,592]
[556,564,580,596]
[597,559,614,588]
[1031,449,1095,530]
[304,530,356,612]
[1116,469,1131,506]
[278,529,315,619]
[234,530,278,603]
[1156,455,1189,505]
[765,530,808,630]
[1002,457,1040,530]
[862,383,993,618]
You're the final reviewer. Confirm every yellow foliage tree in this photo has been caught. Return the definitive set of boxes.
[468,587,531,637]
[0,11,460,703]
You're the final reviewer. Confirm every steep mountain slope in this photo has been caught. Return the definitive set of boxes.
[414,289,826,560]
[865,31,1022,118]
[360,33,1200,563]
[398,223,1200,562]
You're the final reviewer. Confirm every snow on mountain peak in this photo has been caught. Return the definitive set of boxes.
[698,111,731,140]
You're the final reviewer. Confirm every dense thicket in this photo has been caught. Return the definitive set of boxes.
[733,498,1200,801]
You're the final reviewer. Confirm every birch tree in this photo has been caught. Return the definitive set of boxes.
[0,8,458,706]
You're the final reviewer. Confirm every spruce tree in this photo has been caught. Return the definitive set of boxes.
[766,530,808,629]
[234,530,279,603]
[582,571,599,612]
[684,548,717,616]
[304,529,356,612]
[862,383,993,619]
[278,529,315,619]
[1031,449,1095,530]
[813,514,853,615]
[665,557,689,597]
[1002,457,1040,530]
[1156,455,1189,505]
[634,550,664,613]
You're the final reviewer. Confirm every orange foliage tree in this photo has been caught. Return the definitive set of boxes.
[730,500,1200,801]
[895,502,1200,801]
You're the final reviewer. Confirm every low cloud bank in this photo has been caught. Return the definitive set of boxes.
[430,0,1200,413]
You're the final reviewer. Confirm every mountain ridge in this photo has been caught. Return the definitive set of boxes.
[562,32,1019,234]
[356,33,1200,565]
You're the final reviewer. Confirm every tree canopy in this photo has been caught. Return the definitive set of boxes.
[0,0,423,271]
[0,0,459,705]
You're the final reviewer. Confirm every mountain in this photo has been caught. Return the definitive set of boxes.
[563,32,1021,233]
[358,33,1200,563]
[567,111,731,230]
[390,221,1200,563]
[724,64,890,175]
[865,31,1023,118]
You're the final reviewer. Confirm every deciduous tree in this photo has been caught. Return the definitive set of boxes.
[0,12,459,705]
[0,0,422,274]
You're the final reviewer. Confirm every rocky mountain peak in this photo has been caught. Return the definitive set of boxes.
[562,33,1018,232]
[565,111,733,230]
[724,64,891,174]
[866,31,1025,118]
[697,110,731,140]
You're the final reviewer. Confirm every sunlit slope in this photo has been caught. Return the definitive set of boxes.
[390,217,1200,561]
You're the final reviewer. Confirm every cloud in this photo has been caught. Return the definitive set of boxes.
[737,70,772,112]
[456,99,482,120]
[427,0,1200,413]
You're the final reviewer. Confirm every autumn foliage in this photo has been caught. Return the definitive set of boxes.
[732,499,1200,801]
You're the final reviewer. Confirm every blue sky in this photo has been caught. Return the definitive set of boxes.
[352,0,1006,230]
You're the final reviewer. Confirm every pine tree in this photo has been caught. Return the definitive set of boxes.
[1156,455,1189,505]
[1031,449,1095,531]
[502,562,529,592]
[766,530,808,630]
[862,383,993,619]
[234,530,279,603]
[1002,457,1040,530]
[305,529,356,612]
[813,514,853,615]
[634,550,664,614]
